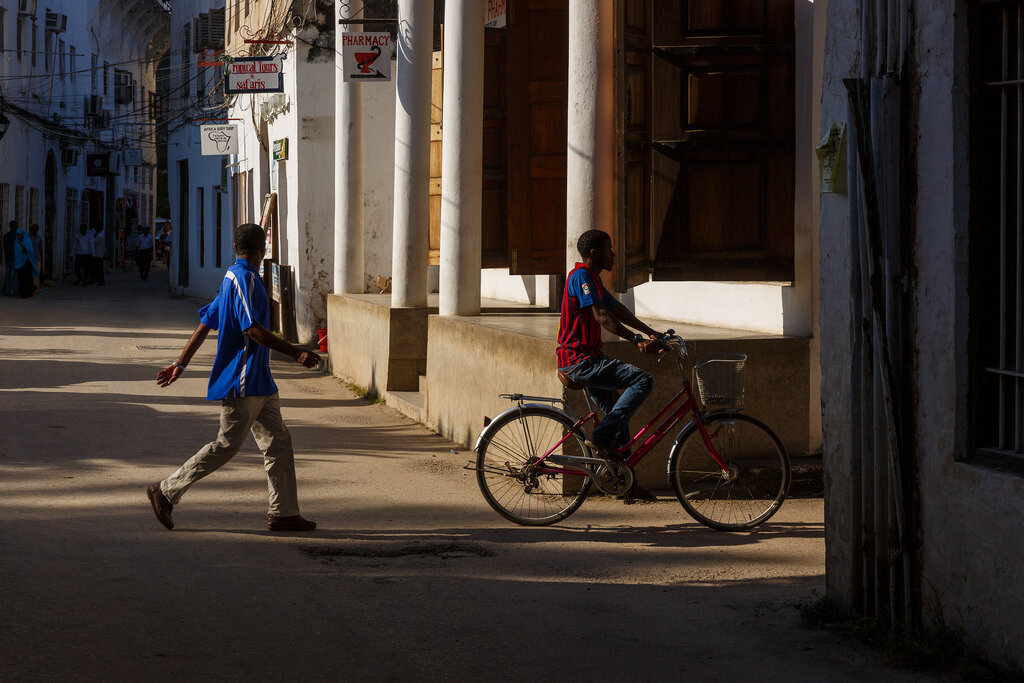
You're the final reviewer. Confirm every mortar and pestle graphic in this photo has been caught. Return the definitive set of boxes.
[355,45,382,74]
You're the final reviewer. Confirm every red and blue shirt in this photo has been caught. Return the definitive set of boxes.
[199,259,278,400]
[556,263,619,368]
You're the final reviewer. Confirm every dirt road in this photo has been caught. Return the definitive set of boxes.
[0,269,949,681]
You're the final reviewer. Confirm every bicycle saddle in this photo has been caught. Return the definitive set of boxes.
[557,370,583,391]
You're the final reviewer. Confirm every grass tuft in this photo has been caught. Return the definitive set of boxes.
[345,381,386,404]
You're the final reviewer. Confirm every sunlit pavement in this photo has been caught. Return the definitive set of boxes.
[0,269,952,681]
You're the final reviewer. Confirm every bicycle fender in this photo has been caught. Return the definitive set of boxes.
[473,403,575,453]
[664,410,741,477]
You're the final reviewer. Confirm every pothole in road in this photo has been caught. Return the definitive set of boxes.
[299,542,495,560]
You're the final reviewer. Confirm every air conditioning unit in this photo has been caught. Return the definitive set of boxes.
[17,0,38,18]
[61,148,79,166]
[45,11,66,33]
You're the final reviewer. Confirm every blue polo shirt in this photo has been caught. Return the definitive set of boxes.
[199,259,278,400]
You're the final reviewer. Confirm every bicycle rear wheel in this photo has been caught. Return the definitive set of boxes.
[668,412,790,531]
[476,406,592,526]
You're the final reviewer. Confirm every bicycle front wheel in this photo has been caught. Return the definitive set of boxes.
[668,413,790,531]
[476,406,592,526]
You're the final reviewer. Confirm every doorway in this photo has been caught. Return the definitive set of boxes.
[44,152,57,277]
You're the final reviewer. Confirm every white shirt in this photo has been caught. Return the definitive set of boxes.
[75,233,93,257]
[138,234,153,250]
[92,230,106,258]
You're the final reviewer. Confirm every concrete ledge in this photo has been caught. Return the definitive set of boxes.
[326,294,431,393]
[425,312,811,491]
[425,314,563,449]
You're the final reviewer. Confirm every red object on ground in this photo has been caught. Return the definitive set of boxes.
[317,328,328,352]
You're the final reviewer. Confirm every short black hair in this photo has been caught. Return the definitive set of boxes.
[234,223,266,256]
[577,229,611,259]
[8,220,17,230]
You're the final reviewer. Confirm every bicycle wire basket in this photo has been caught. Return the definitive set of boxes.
[693,353,747,410]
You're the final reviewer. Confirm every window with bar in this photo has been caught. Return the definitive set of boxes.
[971,0,1024,471]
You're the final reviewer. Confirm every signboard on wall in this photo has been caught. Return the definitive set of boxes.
[485,0,507,28]
[226,55,285,94]
[272,138,289,161]
[341,32,391,82]
[124,148,143,166]
[200,125,239,156]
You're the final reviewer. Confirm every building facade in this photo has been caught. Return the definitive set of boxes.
[165,0,231,296]
[0,0,167,279]
[819,0,1024,670]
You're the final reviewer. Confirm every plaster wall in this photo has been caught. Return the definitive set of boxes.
[818,0,1024,669]
[911,2,1024,669]
[480,269,556,307]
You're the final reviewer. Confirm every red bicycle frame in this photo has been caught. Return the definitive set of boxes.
[533,381,731,477]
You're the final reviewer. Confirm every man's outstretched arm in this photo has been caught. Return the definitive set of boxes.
[156,323,212,387]
[244,323,321,369]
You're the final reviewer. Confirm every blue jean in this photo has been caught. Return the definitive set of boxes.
[560,355,653,448]
[3,261,17,296]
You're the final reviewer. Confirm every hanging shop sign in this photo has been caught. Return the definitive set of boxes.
[124,148,144,166]
[272,138,289,161]
[86,153,114,176]
[485,0,507,28]
[200,124,239,155]
[342,32,391,82]
[226,55,285,94]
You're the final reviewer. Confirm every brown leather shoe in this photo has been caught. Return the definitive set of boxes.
[267,514,317,531]
[146,482,174,530]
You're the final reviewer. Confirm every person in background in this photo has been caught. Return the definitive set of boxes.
[12,225,37,299]
[160,225,172,265]
[74,225,92,286]
[3,221,20,297]
[136,226,153,281]
[91,226,106,286]
[28,224,43,289]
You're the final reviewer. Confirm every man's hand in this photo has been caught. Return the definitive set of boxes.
[637,332,667,355]
[156,364,183,387]
[297,351,321,369]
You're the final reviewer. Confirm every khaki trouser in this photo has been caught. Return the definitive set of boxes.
[160,393,300,516]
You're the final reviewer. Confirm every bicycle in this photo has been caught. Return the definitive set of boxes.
[466,331,791,530]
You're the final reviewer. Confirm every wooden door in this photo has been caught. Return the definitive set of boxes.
[506,0,569,275]
[429,31,509,268]
[648,1,795,281]
[616,0,653,289]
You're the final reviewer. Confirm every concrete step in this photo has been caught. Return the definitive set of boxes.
[387,390,425,423]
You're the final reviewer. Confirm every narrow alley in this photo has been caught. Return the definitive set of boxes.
[0,273,952,681]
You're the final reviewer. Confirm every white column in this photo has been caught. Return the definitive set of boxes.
[334,0,365,294]
[566,0,615,273]
[439,0,485,316]
[391,0,434,307]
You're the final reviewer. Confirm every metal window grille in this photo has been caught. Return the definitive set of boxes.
[0,184,9,232]
[14,185,24,228]
[28,188,38,229]
[977,0,1024,468]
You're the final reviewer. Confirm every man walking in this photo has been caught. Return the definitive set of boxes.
[90,226,106,286]
[146,223,320,532]
[28,224,43,288]
[136,226,153,280]
[74,225,92,286]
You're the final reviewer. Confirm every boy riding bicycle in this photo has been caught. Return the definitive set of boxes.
[557,230,664,466]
